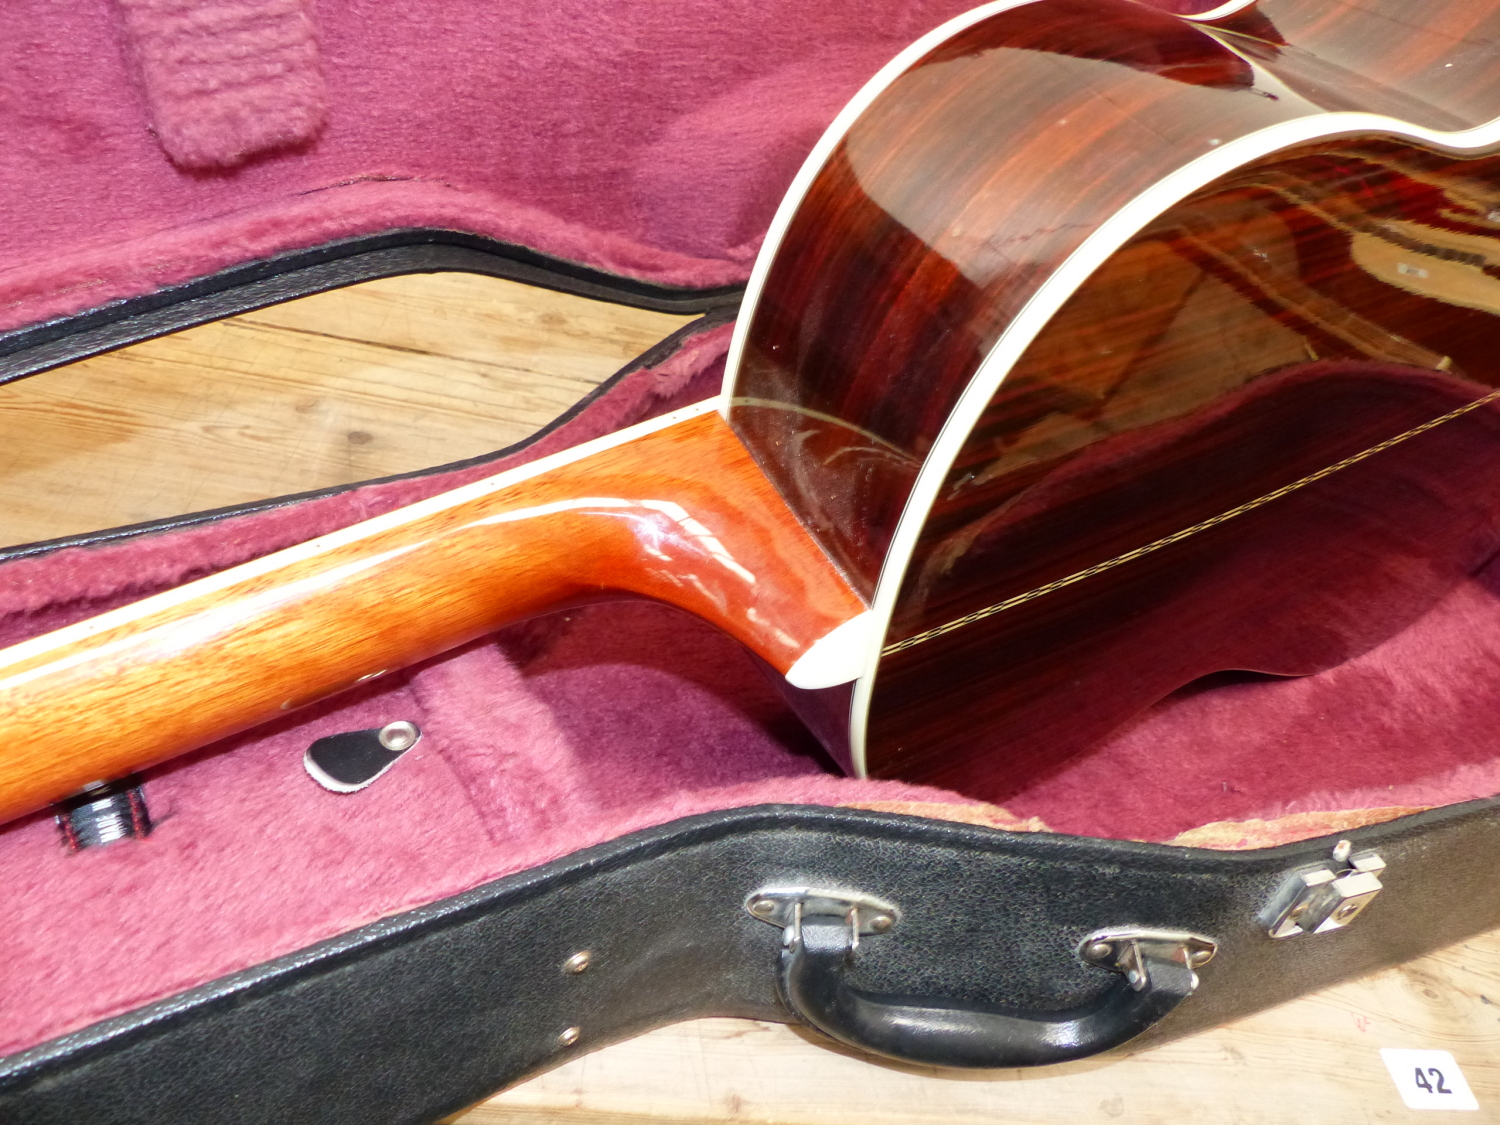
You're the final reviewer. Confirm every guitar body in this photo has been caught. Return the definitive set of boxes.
[5,0,1500,820]
[726,0,1500,796]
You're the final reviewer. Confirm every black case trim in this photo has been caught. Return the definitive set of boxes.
[0,228,744,388]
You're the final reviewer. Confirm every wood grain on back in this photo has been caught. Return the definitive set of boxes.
[872,142,1500,794]
[729,0,1308,593]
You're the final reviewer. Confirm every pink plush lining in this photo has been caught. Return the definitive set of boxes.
[0,0,971,332]
[2,328,1499,1057]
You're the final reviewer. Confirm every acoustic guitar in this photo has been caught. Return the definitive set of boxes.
[1,0,1499,824]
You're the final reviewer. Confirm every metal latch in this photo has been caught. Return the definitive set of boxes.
[1264,840,1386,939]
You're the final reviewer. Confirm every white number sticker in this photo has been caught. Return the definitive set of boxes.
[1380,1049,1479,1111]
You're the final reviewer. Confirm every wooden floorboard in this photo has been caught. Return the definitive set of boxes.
[0,273,693,547]
[462,928,1500,1123]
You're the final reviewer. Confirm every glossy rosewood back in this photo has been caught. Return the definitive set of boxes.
[730,0,1304,594]
[728,0,1500,794]
[875,140,1500,794]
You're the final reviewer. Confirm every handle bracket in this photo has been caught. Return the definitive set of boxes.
[1079,927,1218,991]
[745,886,900,942]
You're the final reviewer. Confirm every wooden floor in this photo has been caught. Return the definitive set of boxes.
[0,273,693,548]
[10,273,1499,1123]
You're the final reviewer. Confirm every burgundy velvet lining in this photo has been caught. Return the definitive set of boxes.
[0,0,978,331]
[1004,571,1500,839]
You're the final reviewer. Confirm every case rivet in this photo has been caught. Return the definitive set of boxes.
[563,951,592,974]
[557,1026,581,1047]
[743,888,901,935]
[1086,941,1112,961]
[378,721,420,752]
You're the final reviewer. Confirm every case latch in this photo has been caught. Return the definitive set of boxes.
[1264,840,1386,939]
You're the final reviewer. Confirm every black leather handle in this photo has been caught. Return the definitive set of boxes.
[779,917,1202,1069]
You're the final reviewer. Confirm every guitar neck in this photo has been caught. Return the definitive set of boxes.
[0,400,866,825]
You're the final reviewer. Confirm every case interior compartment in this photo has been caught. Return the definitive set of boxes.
[0,0,1494,1074]
[1,318,1498,1058]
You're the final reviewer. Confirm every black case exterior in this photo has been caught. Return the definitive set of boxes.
[4,800,1499,1125]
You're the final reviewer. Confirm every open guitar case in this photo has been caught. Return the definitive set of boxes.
[3,0,1500,1121]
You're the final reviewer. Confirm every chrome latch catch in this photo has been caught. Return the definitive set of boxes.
[1264,841,1386,939]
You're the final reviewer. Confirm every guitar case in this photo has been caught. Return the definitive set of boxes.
[2,0,1499,1121]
